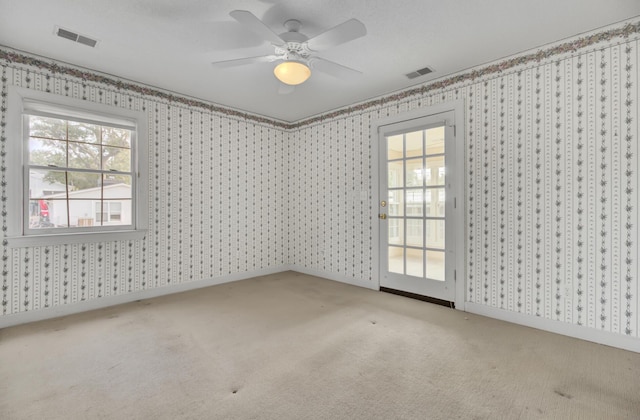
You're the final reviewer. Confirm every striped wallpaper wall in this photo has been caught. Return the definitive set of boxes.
[0,65,288,316]
[289,28,639,339]
[1,20,639,344]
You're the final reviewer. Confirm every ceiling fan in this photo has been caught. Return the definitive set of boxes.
[212,10,367,93]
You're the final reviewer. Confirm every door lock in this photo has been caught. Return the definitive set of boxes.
[378,213,387,220]
[380,200,387,207]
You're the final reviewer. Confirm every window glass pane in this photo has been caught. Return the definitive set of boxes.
[426,250,445,281]
[388,218,404,246]
[387,135,403,160]
[102,127,131,148]
[406,158,423,187]
[405,131,422,158]
[29,199,69,228]
[29,169,66,198]
[388,190,404,217]
[68,172,102,197]
[405,189,423,217]
[27,199,59,229]
[388,247,404,274]
[425,156,445,186]
[425,126,445,155]
[68,142,101,170]
[97,201,108,225]
[69,200,96,227]
[101,200,130,225]
[103,146,131,172]
[68,121,100,143]
[29,116,66,140]
[426,219,445,249]
[103,175,132,199]
[28,138,67,167]
[406,219,423,247]
[406,248,423,277]
[388,160,403,188]
[77,217,95,227]
[425,188,445,217]
[95,200,104,225]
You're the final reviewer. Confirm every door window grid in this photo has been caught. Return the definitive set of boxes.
[387,125,445,280]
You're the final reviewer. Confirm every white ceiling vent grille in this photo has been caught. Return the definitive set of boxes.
[55,26,98,48]
[405,66,434,79]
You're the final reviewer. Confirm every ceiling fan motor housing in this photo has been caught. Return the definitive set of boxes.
[276,23,312,63]
[275,43,311,62]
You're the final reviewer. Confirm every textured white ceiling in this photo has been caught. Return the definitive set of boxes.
[1,0,639,122]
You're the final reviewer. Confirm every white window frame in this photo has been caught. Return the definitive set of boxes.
[24,112,134,234]
[6,87,148,247]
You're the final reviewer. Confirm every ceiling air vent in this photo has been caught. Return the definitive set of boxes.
[55,26,98,48]
[405,66,434,79]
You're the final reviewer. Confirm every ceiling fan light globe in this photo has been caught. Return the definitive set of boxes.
[274,61,311,85]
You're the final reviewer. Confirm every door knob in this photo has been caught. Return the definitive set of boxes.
[378,213,387,220]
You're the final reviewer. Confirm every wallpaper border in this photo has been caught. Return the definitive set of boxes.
[291,21,640,128]
[1,21,638,130]
[0,48,291,129]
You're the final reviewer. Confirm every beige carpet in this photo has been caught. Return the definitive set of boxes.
[1,271,639,419]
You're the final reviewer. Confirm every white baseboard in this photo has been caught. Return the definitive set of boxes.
[465,302,640,353]
[0,266,289,329]
[287,265,379,291]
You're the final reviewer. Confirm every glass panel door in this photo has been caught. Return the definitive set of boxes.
[379,115,455,302]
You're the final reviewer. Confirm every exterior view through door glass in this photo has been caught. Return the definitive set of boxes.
[379,114,455,302]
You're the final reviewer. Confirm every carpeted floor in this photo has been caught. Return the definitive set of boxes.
[1,271,639,419]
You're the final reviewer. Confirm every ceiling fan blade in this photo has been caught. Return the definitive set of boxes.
[230,10,285,46]
[278,83,295,95]
[212,55,279,68]
[310,57,362,80]
[306,19,366,51]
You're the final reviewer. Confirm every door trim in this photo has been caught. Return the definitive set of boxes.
[371,100,466,310]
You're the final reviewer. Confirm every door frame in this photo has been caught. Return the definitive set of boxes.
[371,100,466,309]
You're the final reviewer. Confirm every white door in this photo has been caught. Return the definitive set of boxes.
[378,112,456,302]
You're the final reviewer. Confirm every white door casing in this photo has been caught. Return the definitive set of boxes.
[371,101,465,308]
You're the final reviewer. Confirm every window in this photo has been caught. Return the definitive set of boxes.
[7,87,148,246]
[27,115,133,232]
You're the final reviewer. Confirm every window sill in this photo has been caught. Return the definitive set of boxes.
[6,229,147,248]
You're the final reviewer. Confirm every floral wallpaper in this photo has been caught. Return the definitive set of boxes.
[466,41,638,336]
[1,19,639,343]
[289,23,639,338]
[0,64,288,316]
